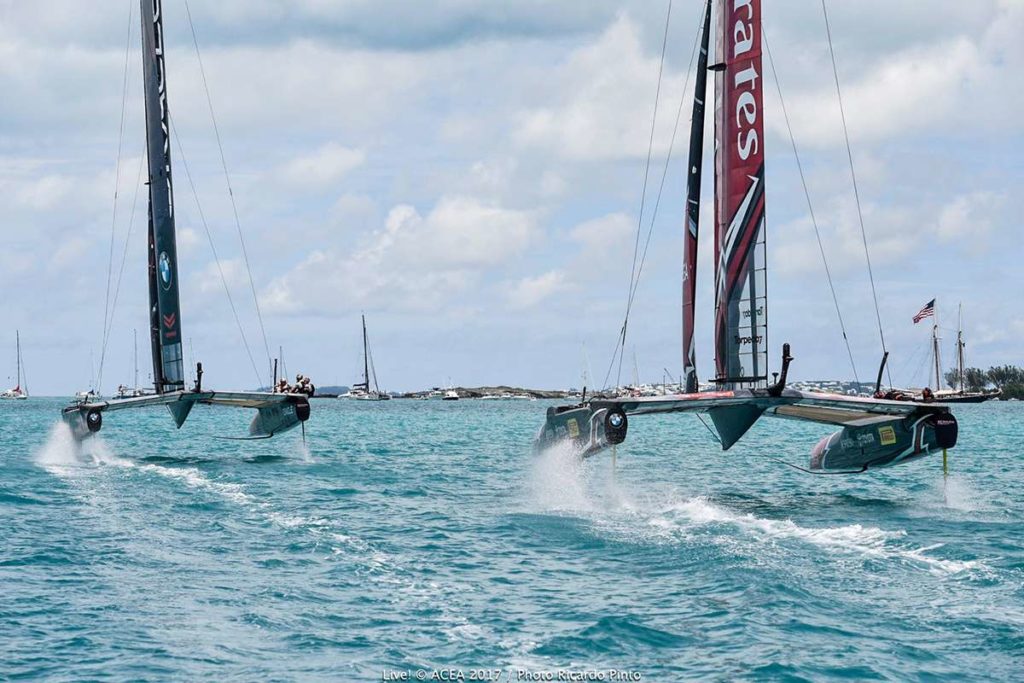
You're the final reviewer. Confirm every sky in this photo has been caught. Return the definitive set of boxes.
[0,0,1021,395]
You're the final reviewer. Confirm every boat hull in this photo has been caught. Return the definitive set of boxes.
[810,413,957,471]
[934,392,1000,404]
[533,390,957,472]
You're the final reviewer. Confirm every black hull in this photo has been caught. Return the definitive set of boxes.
[938,393,1000,404]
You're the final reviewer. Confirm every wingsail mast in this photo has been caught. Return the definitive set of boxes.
[682,0,713,394]
[141,0,185,395]
[713,0,768,389]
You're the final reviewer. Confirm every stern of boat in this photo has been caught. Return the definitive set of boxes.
[533,402,628,459]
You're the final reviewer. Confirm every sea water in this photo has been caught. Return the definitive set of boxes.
[2,398,1022,680]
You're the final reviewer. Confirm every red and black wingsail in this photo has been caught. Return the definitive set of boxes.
[140,0,185,394]
[682,0,713,394]
[713,0,768,387]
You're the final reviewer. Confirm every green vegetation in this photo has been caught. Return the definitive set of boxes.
[945,364,1024,399]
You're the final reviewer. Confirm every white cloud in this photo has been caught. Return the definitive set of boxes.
[513,16,688,161]
[195,257,247,294]
[773,191,1008,279]
[279,143,365,190]
[505,270,569,309]
[766,1,1023,148]
[261,195,539,315]
[935,191,1001,248]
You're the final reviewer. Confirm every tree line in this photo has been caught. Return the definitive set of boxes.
[943,365,1024,399]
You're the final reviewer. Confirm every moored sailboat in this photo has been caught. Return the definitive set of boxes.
[339,315,390,401]
[534,0,957,472]
[62,0,310,441]
[918,301,1000,404]
[1,331,28,400]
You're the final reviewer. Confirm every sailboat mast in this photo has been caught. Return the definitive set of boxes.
[15,330,21,389]
[140,0,185,395]
[362,314,370,389]
[133,328,139,389]
[682,0,712,394]
[957,303,965,393]
[931,301,942,391]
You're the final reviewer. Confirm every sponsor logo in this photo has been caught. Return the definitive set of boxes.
[162,313,176,328]
[742,306,765,319]
[878,425,897,446]
[567,418,580,439]
[734,334,764,345]
[731,0,760,161]
[158,251,172,289]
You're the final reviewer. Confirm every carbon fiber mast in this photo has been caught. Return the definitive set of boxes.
[682,0,713,394]
[713,0,768,389]
[60,0,311,441]
[141,0,185,395]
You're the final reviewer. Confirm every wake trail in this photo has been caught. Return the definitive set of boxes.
[528,442,988,576]
[34,422,478,636]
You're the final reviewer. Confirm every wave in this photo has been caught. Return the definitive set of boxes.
[648,496,986,575]
[528,441,986,575]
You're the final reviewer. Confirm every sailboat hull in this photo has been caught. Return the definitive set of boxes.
[534,389,958,472]
[811,413,957,471]
[62,391,310,441]
[933,392,1000,404]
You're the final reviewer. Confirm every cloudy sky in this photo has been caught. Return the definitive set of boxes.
[1,0,1021,395]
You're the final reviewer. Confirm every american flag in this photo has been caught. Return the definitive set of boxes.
[913,299,935,324]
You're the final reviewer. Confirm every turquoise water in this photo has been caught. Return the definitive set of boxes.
[2,398,1022,680]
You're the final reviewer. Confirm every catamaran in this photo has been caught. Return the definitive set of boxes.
[339,315,390,401]
[535,0,958,473]
[1,331,28,400]
[62,0,310,441]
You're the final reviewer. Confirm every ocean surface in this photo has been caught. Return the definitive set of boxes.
[2,398,1022,681]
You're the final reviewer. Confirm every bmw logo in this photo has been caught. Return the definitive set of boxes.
[158,252,172,289]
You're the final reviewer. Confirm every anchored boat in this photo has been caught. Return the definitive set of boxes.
[62,0,309,441]
[338,315,390,401]
[1,331,28,400]
[535,0,957,472]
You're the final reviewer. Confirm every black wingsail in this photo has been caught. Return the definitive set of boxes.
[682,0,713,394]
[60,0,312,441]
[141,0,185,394]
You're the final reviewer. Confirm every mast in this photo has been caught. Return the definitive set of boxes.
[362,314,370,391]
[682,0,713,394]
[931,301,942,391]
[713,0,768,389]
[957,303,965,393]
[133,328,139,389]
[15,330,21,390]
[140,0,185,395]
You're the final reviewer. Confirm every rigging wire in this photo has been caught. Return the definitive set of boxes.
[602,0,705,390]
[763,30,860,386]
[96,0,135,393]
[821,0,891,388]
[170,117,265,388]
[97,153,147,391]
[608,0,674,390]
[183,0,274,381]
